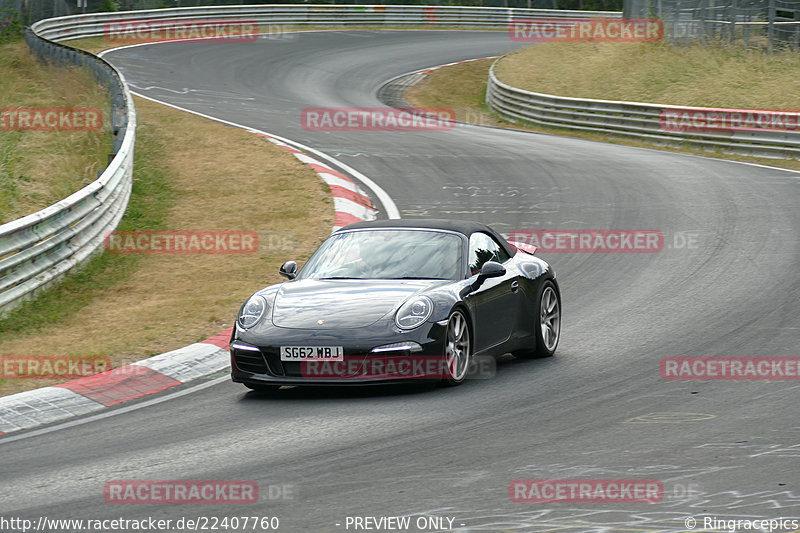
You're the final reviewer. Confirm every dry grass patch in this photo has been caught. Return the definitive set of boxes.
[406,58,505,127]
[406,51,800,172]
[495,41,800,109]
[63,36,114,56]
[0,41,111,223]
[0,96,332,396]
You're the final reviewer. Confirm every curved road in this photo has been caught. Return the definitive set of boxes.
[2,31,799,531]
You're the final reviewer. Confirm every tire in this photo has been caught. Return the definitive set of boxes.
[516,280,561,359]
[442,309,472,386]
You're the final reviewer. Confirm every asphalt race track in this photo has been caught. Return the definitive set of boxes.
[2,31,799,532]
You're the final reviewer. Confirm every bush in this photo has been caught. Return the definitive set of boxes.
[0,11,23,44]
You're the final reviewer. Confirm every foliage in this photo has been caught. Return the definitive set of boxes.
[0,10,22,43]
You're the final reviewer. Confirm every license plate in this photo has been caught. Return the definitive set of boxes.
[280,346,344,361]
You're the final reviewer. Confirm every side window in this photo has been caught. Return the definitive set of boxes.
[468,233,510,274]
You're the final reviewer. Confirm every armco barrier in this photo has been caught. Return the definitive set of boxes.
[1,5,618,315]
[0,28,135,316]
[31,5,619,42]
[486,60,800,160]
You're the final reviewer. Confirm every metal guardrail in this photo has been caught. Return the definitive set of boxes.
[1,5,619,315]
[486,60,800,160]
[31,5,620,42]
[0,28,135,315]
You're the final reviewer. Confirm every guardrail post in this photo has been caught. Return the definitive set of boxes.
[768,0,775,46]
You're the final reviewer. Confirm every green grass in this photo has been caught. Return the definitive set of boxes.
[0,122,173,335]
[406,57,800,172]
[0,12,23,45]
[0,137,21,216]
[495,41,800,109]
[0,39,112,223]
[0,36,169,334]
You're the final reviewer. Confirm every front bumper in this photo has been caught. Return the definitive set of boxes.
[230,321,449,386]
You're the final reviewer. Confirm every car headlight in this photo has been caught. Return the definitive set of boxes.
[238,294,268,330]
[371,341,423,354]
[395,296,433,330]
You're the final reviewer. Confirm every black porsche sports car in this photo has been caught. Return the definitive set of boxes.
[230,219,560,391]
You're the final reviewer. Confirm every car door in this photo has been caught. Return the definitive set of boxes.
[465,232,521,353]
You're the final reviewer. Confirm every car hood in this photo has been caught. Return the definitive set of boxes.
[271,279,446,329]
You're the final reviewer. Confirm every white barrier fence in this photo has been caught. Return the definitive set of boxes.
[32,5,620,41]
[0,29,135,316]
[486,61,800,160]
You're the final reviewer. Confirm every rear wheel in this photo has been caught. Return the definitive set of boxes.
[516,280,560,359]
[442,309,471,386]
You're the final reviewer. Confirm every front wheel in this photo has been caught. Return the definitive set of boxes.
[442,309,472,386]
[516,280,561,359]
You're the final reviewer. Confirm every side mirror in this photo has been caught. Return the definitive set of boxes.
[478,261,506,281]
[460,261,506,297]
[279,260,297,280]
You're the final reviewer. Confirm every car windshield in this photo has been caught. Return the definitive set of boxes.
[298,229,462,280]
